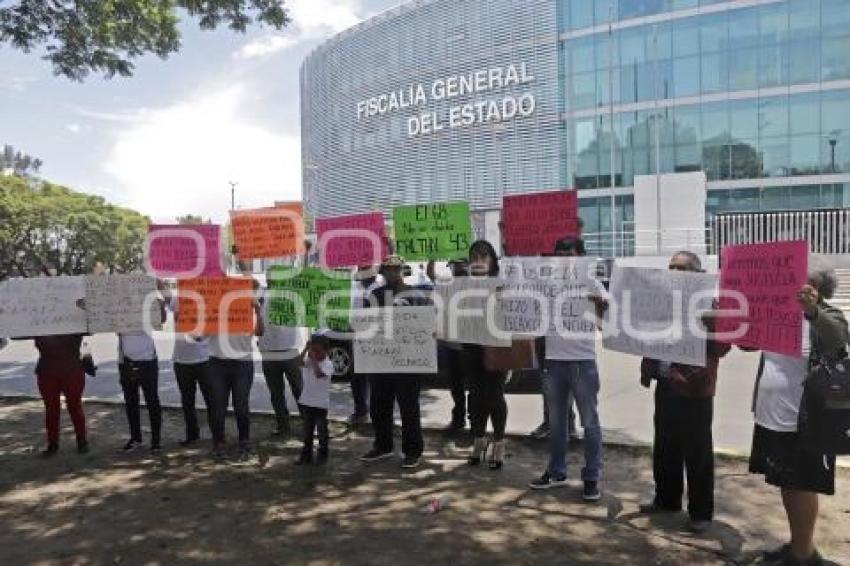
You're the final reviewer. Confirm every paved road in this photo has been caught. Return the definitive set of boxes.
[0,332,765,454]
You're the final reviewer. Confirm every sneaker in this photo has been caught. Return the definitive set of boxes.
[359,448,394,462]
[638,500,680,514]
[238,441,253,456]
[401,455,421,469]
[76,440,89,454]
[583,481,601,502]
[211,443,226,460]
[529,471,568,490]
[781,550,824,566]
[150,443,163,453]
[685,519,712,534]
[122,439,143,452]
[761,544,790,563]
[41,443,59,458]
[272,420,290,437]
[529,423,550,440]
[295,452,312,466]
[347,413,369,426]
[443,420,465,435]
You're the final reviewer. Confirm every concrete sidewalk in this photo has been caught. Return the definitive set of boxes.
[0,333,763,453]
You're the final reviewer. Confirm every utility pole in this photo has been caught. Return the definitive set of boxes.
[228,181,238,210]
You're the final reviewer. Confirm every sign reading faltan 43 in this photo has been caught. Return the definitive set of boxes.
[356,63,536,138]
[393,202,472,261]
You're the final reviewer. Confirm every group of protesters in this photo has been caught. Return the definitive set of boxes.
[5,234,847,566]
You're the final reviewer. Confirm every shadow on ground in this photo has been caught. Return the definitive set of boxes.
[1,398,848,565]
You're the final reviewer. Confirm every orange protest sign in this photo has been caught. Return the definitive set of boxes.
[230,203,304,260]
[176,277,255,335]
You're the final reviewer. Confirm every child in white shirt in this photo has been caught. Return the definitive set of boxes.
[297,333,335,465]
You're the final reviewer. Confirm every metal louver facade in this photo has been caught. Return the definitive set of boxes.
[300,0,564,220]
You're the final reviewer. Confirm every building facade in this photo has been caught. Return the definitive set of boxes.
[301,0,850,255]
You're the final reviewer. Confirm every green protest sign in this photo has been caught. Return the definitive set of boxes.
[392,202,472,261]
[266,267,351,330]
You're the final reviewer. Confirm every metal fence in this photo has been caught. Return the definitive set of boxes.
[712,208,850,255]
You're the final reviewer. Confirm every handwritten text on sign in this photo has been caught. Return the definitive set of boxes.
[393,202,472,261]
[0,276,87,337]
[499,257,598,337]
[602,266,718,367]
[717,241,808,357]
[350,306,438,374]
[176,277,255,336]
[85,274,161,334]
[316,212,387,268]
[146,224,222,277]
[502,191,580,256]
[266,267,351,330]
[435,276,510,346]
[230,204,304,260]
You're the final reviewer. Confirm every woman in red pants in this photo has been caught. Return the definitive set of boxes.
[33,333,89,456]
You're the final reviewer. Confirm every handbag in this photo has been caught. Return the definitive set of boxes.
[81,353,97,377]
[483,339,535,372]
[799,354,850,455]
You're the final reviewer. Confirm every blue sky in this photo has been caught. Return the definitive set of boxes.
[0,0,398,223]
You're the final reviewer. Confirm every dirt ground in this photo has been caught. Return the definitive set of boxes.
[0,397,848,566]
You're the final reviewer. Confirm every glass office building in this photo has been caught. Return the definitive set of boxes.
[301,0,850,247]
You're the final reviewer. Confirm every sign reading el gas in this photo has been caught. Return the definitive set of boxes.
[356,63,535,138]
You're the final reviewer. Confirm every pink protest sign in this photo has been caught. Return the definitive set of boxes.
[502,190,580,256]
[146,224,223,278]
[316,212,387,268]
[717,240,808,357]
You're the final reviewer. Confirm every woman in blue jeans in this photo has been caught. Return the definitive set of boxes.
[207,273,264,458]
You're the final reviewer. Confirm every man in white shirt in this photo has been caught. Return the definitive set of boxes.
[258,290,308,437]
[529,237,606,501]
[118,325,165,452]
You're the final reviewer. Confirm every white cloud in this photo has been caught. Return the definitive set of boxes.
[235,0,367,60]
[103,85,301,223]
[65,123,83,134]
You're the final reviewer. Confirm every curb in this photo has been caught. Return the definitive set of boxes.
[3,393,848,469]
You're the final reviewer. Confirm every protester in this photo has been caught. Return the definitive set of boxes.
[439,259,469,435]
[296,333,335,466]
[167,294,212,446]
[258,290,307,437]
[359,255,431,469]
[463,241,509,469]
[529,237,606,501]
[31,333,89,456]
[23,266,88,456]
[207,264,264,458]
[348,265,384,424]
[748,259,848,565]
[117,295,167,452]
[637,251,730,533]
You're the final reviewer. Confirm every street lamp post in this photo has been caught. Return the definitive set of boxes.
[829,130,840,173]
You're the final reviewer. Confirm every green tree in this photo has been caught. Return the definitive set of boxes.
[0,175,149,278]
[0,1,291,81]
[0,144,43,175]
